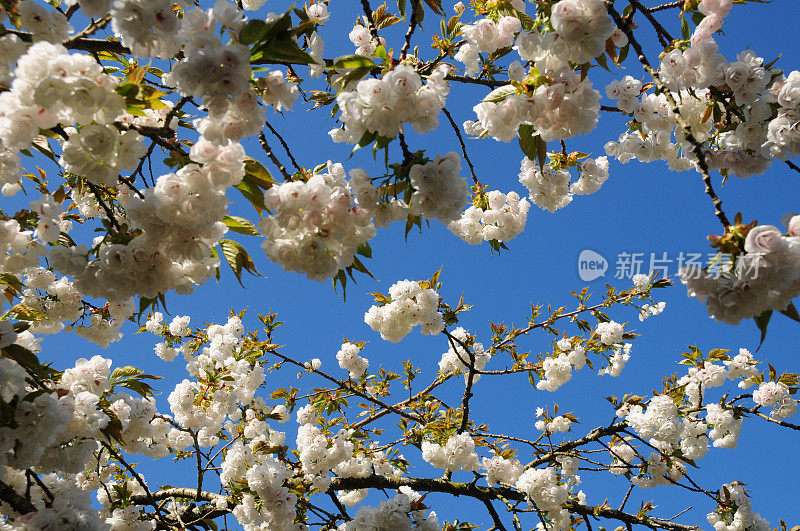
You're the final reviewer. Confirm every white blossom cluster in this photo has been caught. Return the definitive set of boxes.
[482,454,523,487]
[169,7,251,107]
[0,353,187,529]
[258,162,377,281]
[597,343,632,377]
[336,341,369,379]
[456,16,522,75]
[348,168,410,228]
[257,70,300,113]
[364,280,444,343]
[706,482,771,531]
[0,42,128,192]
[438,327,490,382]
[518,159,572,212]
[60,124,146,187]
[421,432,481,472]
[465,72,600,143]
[330,64,450,143]
[752,380,798,419]
[221,442,297,530]
[409,152,469,222]
[52,140,244,302]
[549,0,616,64]
[594,320,624,345]
[764,70,800,161]
[604,82,710,173]
[0,219,46,286]
[447,190,530,244]
[612,345,794,490]
[348,24,385,57]
[18,1,72,43]
[536,337,586,392]
[514,466,571,529]
[605,4,800,182]
[680,220,800,324]
[623,395,682,454]
[0,35,30,96]
[535,414,572,434]
[29,193,69,245]
[111,0,182,59]
[519,156,609,213]
[168,316,265,447]
[337,491,439,531]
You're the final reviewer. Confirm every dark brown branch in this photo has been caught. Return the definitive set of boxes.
[786,160,800,175]
[483,499,508,531]
[66,37,131,55]
[258,131,292,180]
[327,475,699,531]
[400,0,420,59]
[264,120,302,173]
[445,73,506,88]
[0,478,36,515]
[85,181,123,232]
[264,347,427,425]
[349,376,447,430]
[629,0,674,47]
[525,422,628,469]
[443,330,477,434]
[647,0,684,12]
[63,15,111,44]
[605,0,731,230]
[442,107,479,184]
[359,0,382,43]
[102,441,163,518]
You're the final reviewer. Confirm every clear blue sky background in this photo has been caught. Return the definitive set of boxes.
[24,0,800,528]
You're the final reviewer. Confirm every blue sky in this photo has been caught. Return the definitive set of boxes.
[24,0,800,528]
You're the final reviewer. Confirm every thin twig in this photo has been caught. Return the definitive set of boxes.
[400,0,420,59]
[359,0,381,43]
[258,131,292,180]
[629,0,674,47]
[483,499,508,531]
[605,0,731,230]
[442,107,479,184]
[264,120,302,173]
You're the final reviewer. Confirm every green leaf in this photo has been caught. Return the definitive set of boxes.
[210,247,221,281]
[754,309,772,351]
[780,302,800,323]
[111,366,143,380]
[222,215,260,236]
[334,66,374,91]
[243,157,274,189]
[239,20,269,45]
[118,379,155,398]
[596,53,610,71]
[252,36,316,65]
[5,304,47,322]
[234,178,267,214]
[518,124,546,170]
[483,84,516,103]
[219,239,263,287]
[331,54,376,70]
[350,256,375,279]
[680,14,691,41]
[356,242,372,258]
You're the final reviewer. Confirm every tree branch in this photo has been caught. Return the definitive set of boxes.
[0,478,36,516]
[327,475,699,531]
[605,0,731,230]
